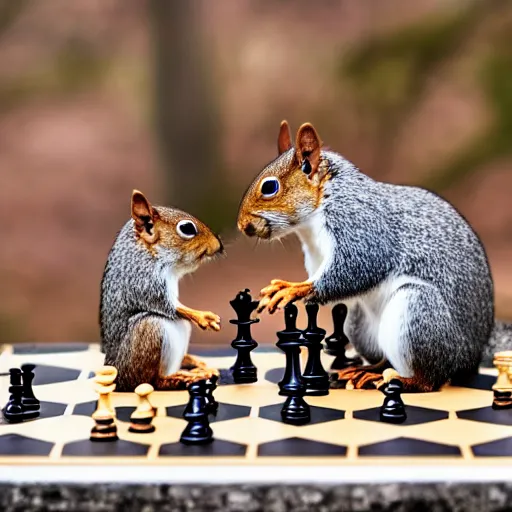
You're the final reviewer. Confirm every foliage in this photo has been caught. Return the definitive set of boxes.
[339,1,512,191]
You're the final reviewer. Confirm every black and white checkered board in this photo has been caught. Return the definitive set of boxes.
[0,342,511,470]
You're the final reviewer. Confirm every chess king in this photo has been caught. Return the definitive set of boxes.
[100,190,222,391]
[237,121,512,392]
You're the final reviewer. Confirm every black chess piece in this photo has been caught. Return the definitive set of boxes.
[380,379,407,424]
[3,368,39,423]
[205,375,219,415]
[21,364,40,412]
[276,304,310,425]
[180,380,214,445]
[302,303,329,396]
[229,289,259,384]
[324,304,362,370]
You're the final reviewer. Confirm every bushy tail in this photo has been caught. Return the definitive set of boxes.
[481,320,512,366]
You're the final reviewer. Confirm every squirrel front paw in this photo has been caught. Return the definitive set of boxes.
[177,306,221,331]
[194,311,221,331]
[164,367,220,389]
[258,279,313,314]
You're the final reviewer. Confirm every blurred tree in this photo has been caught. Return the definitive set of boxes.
[148,0,232,232]
[0,0,29,37]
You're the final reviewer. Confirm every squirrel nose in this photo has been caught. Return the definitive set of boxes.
[243,222,256,237]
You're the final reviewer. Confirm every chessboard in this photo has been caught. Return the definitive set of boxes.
[2,340,512,483]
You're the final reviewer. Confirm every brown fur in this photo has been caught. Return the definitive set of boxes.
[237,123,329,238]
[101,190,222,392]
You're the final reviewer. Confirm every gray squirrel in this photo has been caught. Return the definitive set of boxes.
[237,121,512,391]
[100,190,222,392]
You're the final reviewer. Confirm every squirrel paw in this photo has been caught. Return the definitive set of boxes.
[180,354,208,370]
[169,367,220,388]
[258,280,313,314]
[194,311,221,331]
[329,368,384,390]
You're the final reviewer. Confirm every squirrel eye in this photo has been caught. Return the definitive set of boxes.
[301,159,312,175]
[260,177,280,198]
[176,220,198,239]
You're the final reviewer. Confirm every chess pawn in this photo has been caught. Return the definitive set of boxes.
[281,395,311,426]
[90,366,118,442]
[380,379,407,424]
[492,352,512,410]
[180,381,213,445]
[3,369,28,423]
[129,383,156,433]
[21,364,40,412]
[93,365,118,414]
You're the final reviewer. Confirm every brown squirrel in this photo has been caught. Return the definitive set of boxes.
[236,121,511,392]
[100,190,222,391]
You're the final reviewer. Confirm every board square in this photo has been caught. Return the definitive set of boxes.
[12,343,89,355]
[0,434,54,456]
[456,406,512,426]
[472,437,512,457]
[159,439,247,457]
[258,437,347,457]
[62,439,150,457]
[166,403,251,423]
[358,437,462,457]
[259,403,345,426]
[353,405,448,426]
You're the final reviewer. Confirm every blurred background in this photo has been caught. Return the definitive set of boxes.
[0,0,511,348]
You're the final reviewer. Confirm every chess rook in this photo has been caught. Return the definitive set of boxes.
[380,379,407,424]
[492,352,512,410]
[180,380,214,445]
[129,383,156,434]
[302,303,329,396]
[277,304,311,425]
[90,365,118,442]
[21,364,40,412]
[229,289,259,384]
[324,304,362,370]
[3,368,39,423]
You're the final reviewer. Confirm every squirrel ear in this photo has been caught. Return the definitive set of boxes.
[131,190,158,243]
[277,120,292,155]
[296,123,322,178]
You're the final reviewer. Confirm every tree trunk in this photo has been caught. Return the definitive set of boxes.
[148,0,226,229]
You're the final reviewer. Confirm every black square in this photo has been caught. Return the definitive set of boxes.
[72,402,135,423]
[26,364,81,386]
[159,439,246,457]
[472,437,512,457]
[264,367,285,384]
[37,401,67,420]
[0,434,54,456]
[259,403,344,426]
[12,343,89,355]
[358,437,461,457]
[72,401,97,417]
[451,373,495,391]
[166,402,250,423]
[62,439,150,457]
[456,406,512,426]
[354,405,448,426]
[258,437,347,457]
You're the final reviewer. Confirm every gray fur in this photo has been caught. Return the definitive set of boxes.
[100,217,177,362]
[310,150,509,382]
